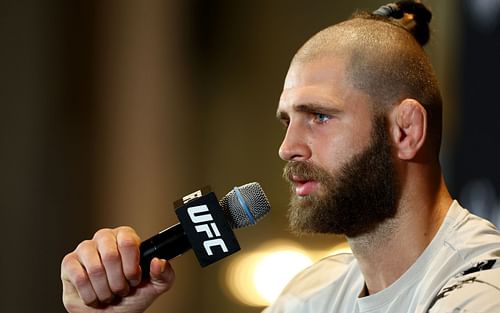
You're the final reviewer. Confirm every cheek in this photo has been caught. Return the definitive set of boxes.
[311,128,369,172]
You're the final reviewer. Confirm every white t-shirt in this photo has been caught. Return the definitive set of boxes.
[263,201,500,313]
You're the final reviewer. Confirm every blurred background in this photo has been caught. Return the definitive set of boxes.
[1,0,499,312]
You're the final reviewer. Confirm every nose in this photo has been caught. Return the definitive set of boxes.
[278,123,311,161]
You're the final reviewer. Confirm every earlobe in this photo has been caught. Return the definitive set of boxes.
[393,99,427,160]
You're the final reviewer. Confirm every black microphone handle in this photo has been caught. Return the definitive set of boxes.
[139,223,191,280]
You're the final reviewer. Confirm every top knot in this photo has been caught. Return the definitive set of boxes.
[372,1,432,46]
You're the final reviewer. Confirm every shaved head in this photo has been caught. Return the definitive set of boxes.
[292,14,442,155]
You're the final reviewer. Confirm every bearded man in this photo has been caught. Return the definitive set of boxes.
[61,2,500,313]
[268,2,500,312]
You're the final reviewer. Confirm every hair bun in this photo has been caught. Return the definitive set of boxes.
[373,1,432,46]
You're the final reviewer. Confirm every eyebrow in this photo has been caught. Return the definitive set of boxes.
[276,103,342,120]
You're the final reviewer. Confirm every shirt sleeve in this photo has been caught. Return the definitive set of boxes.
[261,254,355,313]
[427,259,500,313]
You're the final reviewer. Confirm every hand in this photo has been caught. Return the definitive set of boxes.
[61,226,175,313]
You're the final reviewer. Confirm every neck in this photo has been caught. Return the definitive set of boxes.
[347,168,452,296]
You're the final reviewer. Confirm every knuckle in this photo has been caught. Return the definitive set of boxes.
[100,249,121,264]
[110,281,129,295]
[72,271,90,289]
[93,228,113,240]
[116,225,134,233]
[61,252,76,269]
[75,240,95,254]
[117,236,139,250]
[86,264,106,278]
[61,254,79,280]
[116,226,140,243]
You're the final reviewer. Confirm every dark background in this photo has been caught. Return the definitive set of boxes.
[1,1,498,312]
[449,0,500,226]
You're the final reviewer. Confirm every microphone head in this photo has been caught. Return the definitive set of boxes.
[219,182,271,229]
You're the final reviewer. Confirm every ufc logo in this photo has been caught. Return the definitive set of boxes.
[188,205,229,256]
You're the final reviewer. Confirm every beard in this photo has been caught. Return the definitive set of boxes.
[283,114,400,238]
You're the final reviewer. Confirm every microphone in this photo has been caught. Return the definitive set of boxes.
[140,182,271,280]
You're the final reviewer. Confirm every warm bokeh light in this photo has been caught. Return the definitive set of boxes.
[223,240,314,307]
[222,239,353,307]
[253,250,313,303]
[224,252,268,307]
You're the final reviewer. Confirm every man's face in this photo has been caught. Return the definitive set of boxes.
[277,57,400,237]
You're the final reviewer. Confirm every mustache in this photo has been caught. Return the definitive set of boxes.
[282,161,331,182]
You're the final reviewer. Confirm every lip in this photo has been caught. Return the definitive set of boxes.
[291,176,319,196]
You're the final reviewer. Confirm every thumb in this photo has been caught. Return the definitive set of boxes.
[128,257,175,309]
[117,258,174,311]
[145,258,176,295]
[125,258,175,309]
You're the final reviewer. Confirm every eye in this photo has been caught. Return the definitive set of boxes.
[313,113,331,124]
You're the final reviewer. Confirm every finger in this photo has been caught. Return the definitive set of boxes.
[94,229,130,297]
[115,226,142,286]
[76,239,114,303]
[149,258,175,292]
[61,252,98,306]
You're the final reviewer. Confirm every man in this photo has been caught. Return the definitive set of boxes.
[61,2,500,312]
[266,2,500,312]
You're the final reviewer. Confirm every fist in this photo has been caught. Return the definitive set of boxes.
[61,226,175,313]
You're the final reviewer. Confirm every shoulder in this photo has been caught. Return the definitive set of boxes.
[427,258,500,313]
[263,253,357,313]
[281,253,355,297]
[447,201,499,240]
[443,201,500,261]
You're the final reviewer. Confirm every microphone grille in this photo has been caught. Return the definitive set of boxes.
[219,182,271,229]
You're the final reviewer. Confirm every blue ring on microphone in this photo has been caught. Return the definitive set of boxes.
[233,186,256,225]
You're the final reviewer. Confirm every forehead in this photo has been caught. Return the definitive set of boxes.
[278,56,373,115]
[284,56,348,89]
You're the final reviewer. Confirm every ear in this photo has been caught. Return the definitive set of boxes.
[390,99,427,160]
